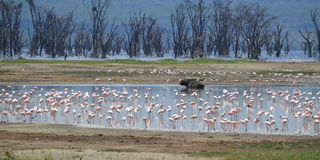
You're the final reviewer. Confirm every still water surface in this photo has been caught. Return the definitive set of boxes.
[0,84,319,135]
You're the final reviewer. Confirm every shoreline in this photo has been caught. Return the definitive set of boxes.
[2,122,319,137]
[1,61,320,159]
[1,83,318,86]
[1,123,319,159]
[1,61,320,85]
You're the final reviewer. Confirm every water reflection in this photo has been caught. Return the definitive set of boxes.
[0,84,319,135]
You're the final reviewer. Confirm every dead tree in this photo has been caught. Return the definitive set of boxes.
[0,0,24,57]
[11,2,24,57]
[163,30,171,54]
[57,13,74,58]
[184,0,208,58]
[238,4,275,59]
[101,19,118,58]
[26,0,46,57]
[66,23,76,56]
[273,24,288,57]
[152,26,164,57]
[301,41,308,55]
[265,34,274,56]
[240,40,247,57]
[171,3,188,58]
[141,15,157,57]
[74,21,92,57]
[208,0,233,57]
[87,0,110,58]
[299,28,314,58]
[232,5,244,58]
[206,32,215,56]
[310,9,320,60]
[112,34,124,56]
[284,33,290,55]
[42,10,74,58]
[124,12,143,58]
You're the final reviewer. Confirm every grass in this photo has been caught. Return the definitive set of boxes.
[98,148,137,153]
[0,58,253,65]
[184,150,320,160]
[43,154,54,160]
[184,151,229,158]
[0,70,9,74]
[185,142,320,159]
[232,141,320,150]
[0,152,18,160]
[226,150,320,160]
[232,142,288,149]
[0,152,54,160]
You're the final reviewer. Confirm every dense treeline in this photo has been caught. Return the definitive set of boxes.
[0,0,319,60]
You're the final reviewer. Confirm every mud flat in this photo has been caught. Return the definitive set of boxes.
[0,123,319,160]
[1,60,320,159]
[0,60,320,85]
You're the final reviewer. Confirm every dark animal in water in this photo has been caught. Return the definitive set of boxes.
[179,79,205,90]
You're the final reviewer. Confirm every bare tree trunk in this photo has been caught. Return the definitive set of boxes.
[87,0,110,58]
[299,28,314,58]
[124,12,144,58]
[101,19,118,58]
[208,0,233,57]
[171,4,188,59]
[26,0,47,57]
[112,34,123,56]
[237,3,275,59]
[184,0,208,58]
[310,9,320,61]
[141,14,157,57]
[0,0,24,58]
[152,26,164,57]
[284,33,290,55]
[273,24,287,57]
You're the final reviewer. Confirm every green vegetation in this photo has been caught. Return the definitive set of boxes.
[0,70,9,74]
[43,154,54,160]
[226,150,320,160]
[232,142,290,149]
[0,152,18,160]
[185,142,320,159]
[0,58,252,65]
[184,151,229,158]
[99,148,137,153]
[183,58,253,64]
[0,152,54,160]
[184,149,320,160]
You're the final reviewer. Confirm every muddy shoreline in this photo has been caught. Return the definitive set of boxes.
[0,123,319,159]
[1,61,320,159]
[0,62,320,85]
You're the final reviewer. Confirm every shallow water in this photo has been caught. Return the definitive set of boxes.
[0,84,319,135]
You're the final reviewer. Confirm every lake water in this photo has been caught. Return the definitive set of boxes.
[0,84,319,135]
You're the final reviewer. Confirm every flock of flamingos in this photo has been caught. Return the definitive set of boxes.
[0,84,320,135]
